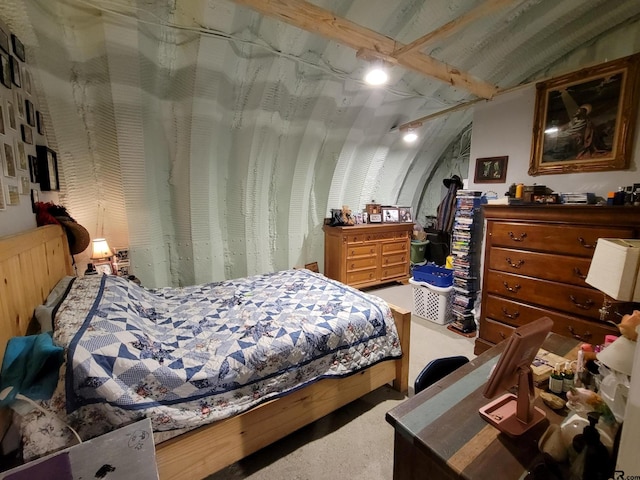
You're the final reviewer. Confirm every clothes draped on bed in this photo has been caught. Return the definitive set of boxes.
[20,269,402,460]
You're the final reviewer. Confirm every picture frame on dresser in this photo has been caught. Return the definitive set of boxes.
[382,207,399,223]
[36,145,59,191]
[529,53,640,175]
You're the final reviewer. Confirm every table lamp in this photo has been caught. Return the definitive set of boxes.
[585,238,639,423]
[585,238,640,321]
[90,238,113,261]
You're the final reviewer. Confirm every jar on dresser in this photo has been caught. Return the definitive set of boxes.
[323,222,413,289]
[475,205,640,355]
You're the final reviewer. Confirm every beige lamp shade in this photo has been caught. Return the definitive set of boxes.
[90,238,113,260]
[585,239,640,302]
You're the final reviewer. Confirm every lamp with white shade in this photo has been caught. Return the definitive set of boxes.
[584,238,639,417]
[90,238,114,261]
[585,238,640,320]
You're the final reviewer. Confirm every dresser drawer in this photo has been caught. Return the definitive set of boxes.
[347,244,377,257]
[346,256,377,272]
[488,247,592,287]
[483,294,617,345]
[382,252,408,266]
[381,264,408,280]
[485,271,602,320]
[488,222,634,257]
[480,317,515,345]
[382,241,408,254]
[347,269,377,285]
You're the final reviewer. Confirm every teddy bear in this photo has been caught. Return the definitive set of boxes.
[341,205,355,226]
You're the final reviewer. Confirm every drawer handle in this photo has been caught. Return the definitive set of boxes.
[499,332,507,340]
[573,267,587,280]
[505,257,525,269]
[567,326,593,342]
[508,232,527,242]
[578,237,596,249]
[501,307,520,319]
[569,295,594,310]
[502,281,521,293]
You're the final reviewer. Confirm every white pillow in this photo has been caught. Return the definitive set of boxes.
[34,276,76,332]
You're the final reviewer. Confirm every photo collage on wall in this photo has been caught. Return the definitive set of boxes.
[0,19,53,212]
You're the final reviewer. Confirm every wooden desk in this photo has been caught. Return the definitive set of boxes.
[386,334,580,480]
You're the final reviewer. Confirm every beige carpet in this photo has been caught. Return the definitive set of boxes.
[206,283,476,480]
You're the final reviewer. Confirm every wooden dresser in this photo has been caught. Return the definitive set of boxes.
[475,205,640,355]
[323,223,413,289]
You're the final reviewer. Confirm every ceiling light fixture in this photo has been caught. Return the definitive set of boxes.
[364,64,389,86]
[401,123,422,143]
[356,48,396,87]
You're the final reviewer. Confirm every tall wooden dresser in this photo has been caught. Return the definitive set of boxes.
[323,223,413,289]
[475,205,640,355]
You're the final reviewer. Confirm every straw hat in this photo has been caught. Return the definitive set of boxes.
[34,202,91,255]
[57,217,90,255]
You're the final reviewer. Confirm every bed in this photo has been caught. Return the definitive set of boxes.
[0,225,411,479]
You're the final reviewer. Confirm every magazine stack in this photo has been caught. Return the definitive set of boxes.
[449,190,482,336]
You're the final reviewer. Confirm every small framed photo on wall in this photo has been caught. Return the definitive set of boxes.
[11,34,25,62]
[0,28,9,55]
[36,144,59,191]
[474,156,508,183]
[10,55,20,87]
[0,53,10,89]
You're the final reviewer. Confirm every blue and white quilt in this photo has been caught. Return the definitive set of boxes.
[45,269,401,440]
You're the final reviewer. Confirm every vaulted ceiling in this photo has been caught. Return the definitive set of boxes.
[2,0,639,286]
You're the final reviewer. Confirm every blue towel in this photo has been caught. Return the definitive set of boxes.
[0,332,64,407]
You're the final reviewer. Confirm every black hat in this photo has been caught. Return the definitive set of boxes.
[443,175,463,189]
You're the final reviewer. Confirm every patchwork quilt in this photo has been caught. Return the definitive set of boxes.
[21,269,401,459]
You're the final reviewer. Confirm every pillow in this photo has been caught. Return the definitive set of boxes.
[34,276,76,332]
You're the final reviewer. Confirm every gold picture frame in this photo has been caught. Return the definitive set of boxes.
[529,53,640,175]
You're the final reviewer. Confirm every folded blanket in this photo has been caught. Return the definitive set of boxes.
[0,332,64,407]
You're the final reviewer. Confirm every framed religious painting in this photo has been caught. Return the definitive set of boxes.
[529,53,640,175]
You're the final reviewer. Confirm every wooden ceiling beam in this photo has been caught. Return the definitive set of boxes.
[231,0,498,99]
[392,0,517,58]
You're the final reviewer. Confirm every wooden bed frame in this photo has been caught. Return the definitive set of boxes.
[0,225,411,479]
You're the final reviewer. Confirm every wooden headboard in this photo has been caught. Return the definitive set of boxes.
[0,225,73,362]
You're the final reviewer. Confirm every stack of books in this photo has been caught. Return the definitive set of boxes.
[449,190,482,336]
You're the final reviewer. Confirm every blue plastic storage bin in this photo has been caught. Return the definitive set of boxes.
[412,263,454,287]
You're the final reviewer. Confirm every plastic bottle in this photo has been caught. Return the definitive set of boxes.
[549,363,564,394]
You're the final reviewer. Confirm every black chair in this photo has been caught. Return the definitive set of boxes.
[414,355,469,395]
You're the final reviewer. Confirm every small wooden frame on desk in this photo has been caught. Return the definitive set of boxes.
[94,261,113,275]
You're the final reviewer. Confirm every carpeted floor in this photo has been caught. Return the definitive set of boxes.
[206,283,476,480]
